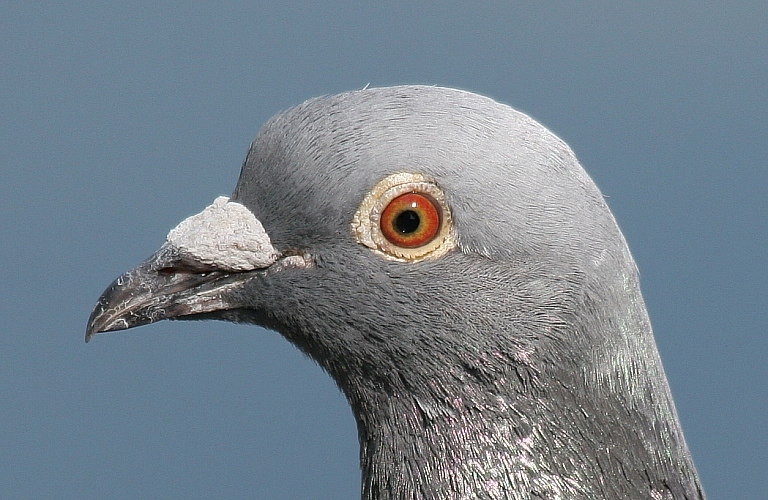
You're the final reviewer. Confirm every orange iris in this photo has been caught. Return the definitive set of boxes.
[380,192,441,248]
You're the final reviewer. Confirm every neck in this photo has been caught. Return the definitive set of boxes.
[351,376,582,499]
[347,367,704,500]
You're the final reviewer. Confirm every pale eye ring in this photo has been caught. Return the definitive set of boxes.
[352,172,454,261]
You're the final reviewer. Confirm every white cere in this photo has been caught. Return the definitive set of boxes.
[166,196,279,271]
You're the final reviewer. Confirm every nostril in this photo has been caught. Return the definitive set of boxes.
[157,260,222,275]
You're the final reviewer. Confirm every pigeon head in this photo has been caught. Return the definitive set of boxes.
[87,86,705,499]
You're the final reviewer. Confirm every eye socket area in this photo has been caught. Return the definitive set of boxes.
[352,172,455,261]
[380,192,442,248]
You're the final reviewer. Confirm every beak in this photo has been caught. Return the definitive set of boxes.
[85,196,283,342]
[85,244,251,342]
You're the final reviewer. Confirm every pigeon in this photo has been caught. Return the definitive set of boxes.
[87,85,706,499]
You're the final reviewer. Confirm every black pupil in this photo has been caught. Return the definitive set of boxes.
[394,210,420,234]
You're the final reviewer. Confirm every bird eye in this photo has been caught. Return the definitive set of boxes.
[380,192,441,248]
[352,172,455,261]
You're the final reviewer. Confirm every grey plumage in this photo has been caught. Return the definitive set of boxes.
[87,86,706,499]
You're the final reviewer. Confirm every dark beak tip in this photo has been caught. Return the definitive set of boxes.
[85,307,134,343]
[84,319,102,343]
[84,316,106,343]
[85,309,101,343]
[84,304,107,343]
[84,299,132,343]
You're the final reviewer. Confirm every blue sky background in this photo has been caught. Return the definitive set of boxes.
[1,2,765,498]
